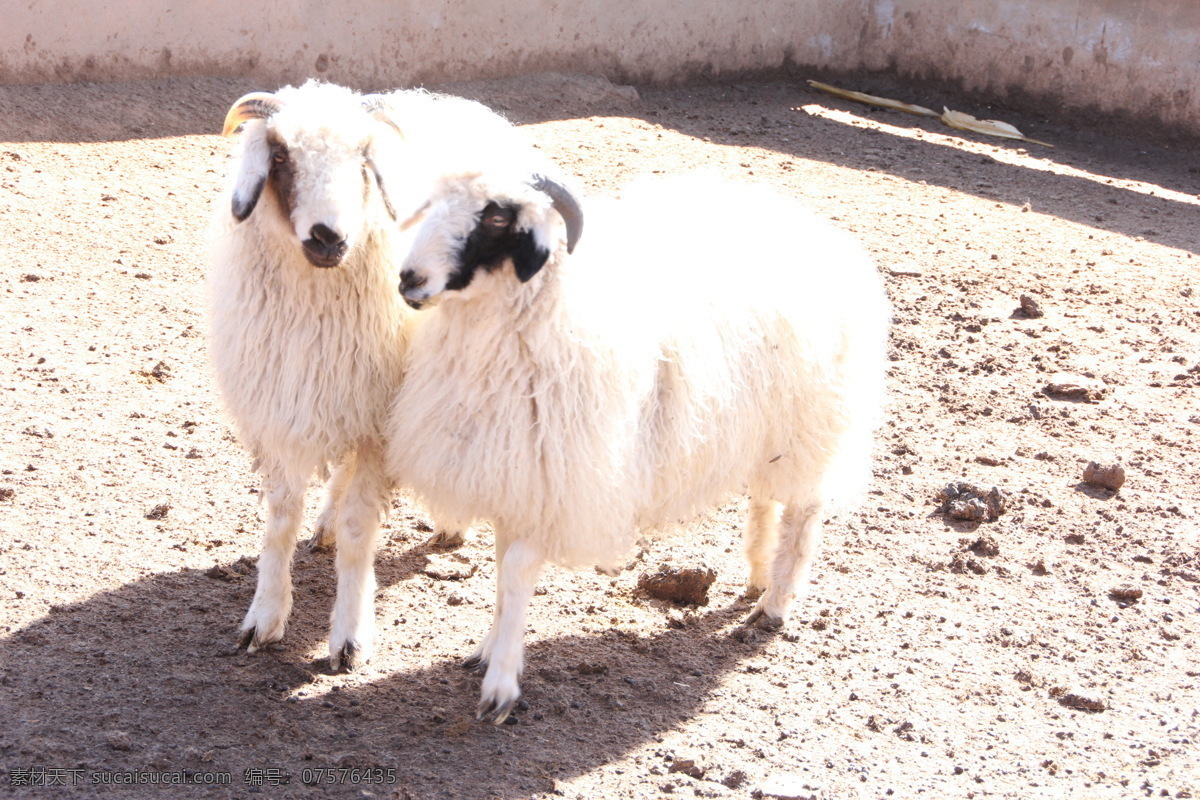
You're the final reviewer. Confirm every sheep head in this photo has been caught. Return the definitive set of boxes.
[221,82,404,269]
[398,173,583,309]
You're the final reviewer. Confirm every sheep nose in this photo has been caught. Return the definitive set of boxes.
[399,269,427,292]
[302,223,348,268]
[399,270,429,309]
[309,223,342,247]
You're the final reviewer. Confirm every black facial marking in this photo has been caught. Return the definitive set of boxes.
[447,202,550,291]
[266,138,296,218]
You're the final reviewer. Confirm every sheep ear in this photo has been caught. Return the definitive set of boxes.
[511,232,551,283]
[230,136,270,222]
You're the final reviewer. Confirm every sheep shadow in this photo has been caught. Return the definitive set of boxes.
[479,72,1200,256]
[0,555,778,799]
[4,73,1195,259]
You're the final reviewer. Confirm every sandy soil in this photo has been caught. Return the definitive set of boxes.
[0,72,1197,799]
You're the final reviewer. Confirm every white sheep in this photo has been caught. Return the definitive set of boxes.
[210,80,532,671]
[384,169,891,722]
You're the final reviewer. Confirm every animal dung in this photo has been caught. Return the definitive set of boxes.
[1083,461,1126,491]
[636,564,717,606]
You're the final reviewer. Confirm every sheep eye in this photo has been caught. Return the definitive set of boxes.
[271,148,288,165]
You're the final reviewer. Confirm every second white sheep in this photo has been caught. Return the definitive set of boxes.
[385,170,890,722]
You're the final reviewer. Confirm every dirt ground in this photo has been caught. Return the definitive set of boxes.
[1,71,1197,799]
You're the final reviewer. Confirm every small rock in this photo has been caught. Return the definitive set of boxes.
[1083,461,1125,491]
[758,773,814,800]
[107,731,134,751]
[637,564,717,605]
[969,536,1000,557]
[937,482,1006,522]
[145,502,171,520]
[0,487,14,501]
[1058,690,1106,712]
[21,426,53,439]
[1043,373,1106,403]
[1018,294,1043,318]
[949,553,987,575]
[722,770,747,789]
[575,662,608,676]
[1064,533,1085,544]
[205,557,254,581]
[668,758,705,779]
[1108,584,1142,604]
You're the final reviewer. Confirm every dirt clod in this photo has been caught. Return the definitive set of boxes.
[107,731,133,751]
[969,536,1001,557]
[1018,294,1044,318]
[1058,690,1107,712]
[1109,584,1143,604]
[145,502,170,520]
[636,564,716,605]
[1083,461,1126,491]
[668,758,705,779]
[937,482,1007,522]
[1043,374,1106,403]
[949,553,988,575]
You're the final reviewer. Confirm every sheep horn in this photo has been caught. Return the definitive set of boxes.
[362,94,405,140]
[221,92,283,137]
[531,174,583,254]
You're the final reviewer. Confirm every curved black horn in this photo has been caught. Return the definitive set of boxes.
[531,174,584,254]
[221,92,283,137]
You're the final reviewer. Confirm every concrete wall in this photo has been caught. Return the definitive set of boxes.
[2,0,1198,135]
[856,1,1200,135]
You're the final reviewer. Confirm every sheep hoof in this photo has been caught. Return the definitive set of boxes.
[743,607,784,631]
[305,526,336,553]
[424,528,467,550]
[329,641,365,673]
[237,625,282,653]
[742,585,766,601]
[476,696,518,726]
[462,654,488,673]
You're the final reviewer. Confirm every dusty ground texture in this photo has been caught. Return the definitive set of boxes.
[1,72,1197,799]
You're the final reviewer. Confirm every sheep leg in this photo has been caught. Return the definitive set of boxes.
[328,439,390,672]
[475,538,543,725]
[308,455,356,552]
[743,496,781,598]
[462,533,512,673]
[745,503,823,630]
[238,477,306,652]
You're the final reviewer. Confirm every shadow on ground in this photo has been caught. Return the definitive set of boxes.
[0,549,770,799]
[2,73,1195,257]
